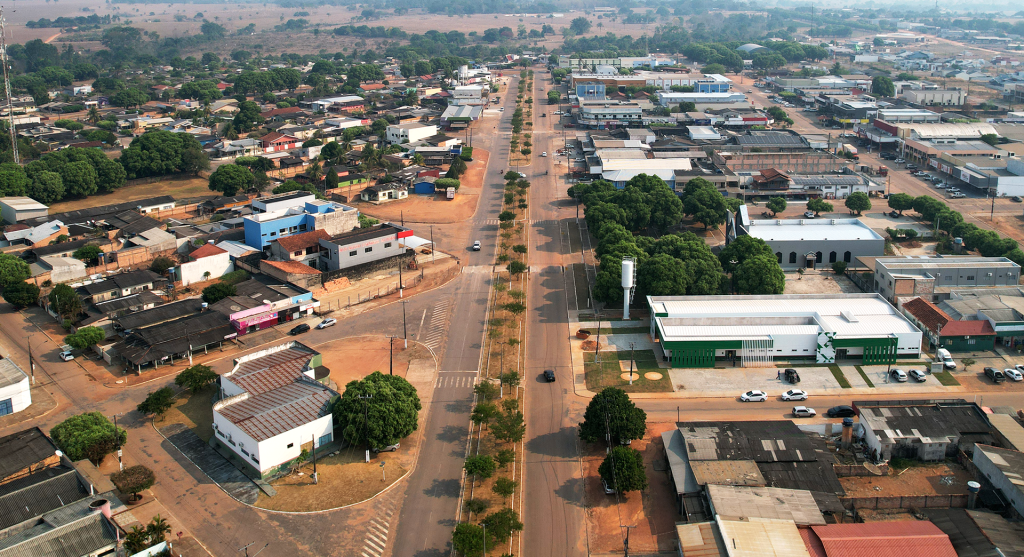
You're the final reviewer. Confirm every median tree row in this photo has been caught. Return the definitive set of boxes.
[897,194,1024,265]
[571,175,785,304]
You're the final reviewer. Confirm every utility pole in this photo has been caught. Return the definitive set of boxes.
[113,414,123,471]
[358,394,373,462]
[623,525,636,557]
[398,258,404,298]
[27,336,34,385]
[388,336,393,375]
[628,342,635,385]
[237,542,269,557]
[430,225,435,264]
[311,434,318,484]
[0,7,18,164]
[402,300,408,349]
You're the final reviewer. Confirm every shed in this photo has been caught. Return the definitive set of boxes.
[412,176,437,194]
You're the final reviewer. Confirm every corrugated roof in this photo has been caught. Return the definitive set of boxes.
[707,485,826,525]
[0,428,58,481]
[228,345,316,396]
[115,299,203,331]
[691,460,765,487]
[676,522,727,557]
[0,467,86,530]
[217,380,334,442]
[0,358,27,390]
[939,319,995,337]
[189,243,227,260]
[715,516,811,557]
[262,259,322,275]
[275,229,330,253]
[809,521,957,557]
[988,414,1024,452]
[903,297,952,333]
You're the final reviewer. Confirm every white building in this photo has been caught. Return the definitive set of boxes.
[385,122,438,145]
[308,95,364,113]
[177,243,235,286]
[647,294,922,368]
[213,342,336,479]
[0,197,48,224]
[451,85,485,106]
[972,444,1024,518]
[739,217,885,269]
[659,92,746,106]
[0,358,31,416]
[903,89,965,107]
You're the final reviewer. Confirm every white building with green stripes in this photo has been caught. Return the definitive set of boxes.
[647,294,923,368]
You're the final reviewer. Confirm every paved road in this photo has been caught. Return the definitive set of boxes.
[521,70,590,557]
[390,78,514,557]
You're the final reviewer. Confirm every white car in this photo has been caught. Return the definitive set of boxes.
[890,369,908,382]
[472,241,481,251]
[792,406,816,418]
[909,369,927,382]
[950,192,967,199]
[804,211,816,219]
[781,389,808,401]
[541,152,548,157]
[316,318,337,329]
[1004,368,1024,381]
[740,390,768,402]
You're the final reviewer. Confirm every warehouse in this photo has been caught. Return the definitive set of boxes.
[647,294,923,368]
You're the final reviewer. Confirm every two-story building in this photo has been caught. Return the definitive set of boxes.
[385,122,438,145]
[865,255,1021,303]
[319,223,412,272]
[577,100,643,130]
[242,192,359,250]
[260,132,301,153]
[268,229,330,268]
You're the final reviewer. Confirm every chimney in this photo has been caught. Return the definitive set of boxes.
[967,481,980,509]
[89,499,112,520]
[841,417,854,449]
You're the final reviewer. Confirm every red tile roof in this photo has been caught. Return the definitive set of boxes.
[190,243,227,260]
[939,319,995,337]
[809,521,956,557]
[259,106,304,118]
[263,259,322,275]
[261,131,299,144]
[360,83,386,90]
[902,297,951,334]
[275,229,330,253]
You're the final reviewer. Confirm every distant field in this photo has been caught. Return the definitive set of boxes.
[47,176,212,213]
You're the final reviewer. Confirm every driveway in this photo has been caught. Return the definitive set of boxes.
[159,423,260,505]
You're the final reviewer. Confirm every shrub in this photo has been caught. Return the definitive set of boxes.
[464,455,496,479]
[110,465,155,501]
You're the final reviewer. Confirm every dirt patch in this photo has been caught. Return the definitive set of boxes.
[48,176,212,213]
[839,461,973,498]
[320,336,434,392]
[154,386,216,444]
[785,271,860,294]
[255,446,407,512]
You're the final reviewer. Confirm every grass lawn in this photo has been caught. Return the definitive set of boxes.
[592,327,651,336]
[854,366,875,388]
[154,386,215,443]
[255,445,407,512]
[828,365,852,388]
[932,371,961,386]
[584,349,671,393]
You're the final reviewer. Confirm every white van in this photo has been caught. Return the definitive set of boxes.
[936,348,956,370]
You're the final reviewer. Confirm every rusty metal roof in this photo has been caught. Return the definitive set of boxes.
[217,380,334,442]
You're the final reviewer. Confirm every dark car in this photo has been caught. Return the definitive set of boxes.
[543,369,556,382]
[1013,196,1023,203]
[826,405,856,418]
[289,323,310,336]
[889,210,900,218]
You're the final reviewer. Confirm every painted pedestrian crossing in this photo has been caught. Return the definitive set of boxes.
[422,299,450,349]
[434,371,478,389]
[359,500,396,557]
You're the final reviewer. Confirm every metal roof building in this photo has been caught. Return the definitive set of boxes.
[855,399,994,462]
[647,294,922,368]
[973,444,1024,519]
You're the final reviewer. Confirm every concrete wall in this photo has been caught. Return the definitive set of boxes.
[312,207,359,236]
[761,238,885,270]
[211,400,262,471]
[256,414,334,476]
[320,234,405,272]
[973,447,1024,518]
[178,251,234,286]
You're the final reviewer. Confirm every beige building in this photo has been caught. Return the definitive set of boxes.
[903,88,965,106]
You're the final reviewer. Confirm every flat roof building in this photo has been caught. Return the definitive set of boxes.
[739,216,885,270]
[648,294,923,368]
[0,197,48,224]
[855,399,994,462]
[864,255,1022,303]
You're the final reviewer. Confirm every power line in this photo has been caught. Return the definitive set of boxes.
[0,7,18,164]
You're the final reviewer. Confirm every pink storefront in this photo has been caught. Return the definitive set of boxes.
[230,305,280,335]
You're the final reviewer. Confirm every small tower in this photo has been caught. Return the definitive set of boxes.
[621,257,636,320]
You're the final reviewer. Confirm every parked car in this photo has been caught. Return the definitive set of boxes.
[543,369,556,382]
[908,369,927,382]
[58,348,75,362]
[803,211,816,218]
[934,183,946,189]
[472,241,481,251]
[889,210,900,218]
[1013,196,1023,203]
[985,367,1006,383]
[602,478,616,495]
[894,158,905,164]
[373,443,400,453]
[740,390,768,402]
[890,368,908,382]
[541,152,548,157]
[781,389,808,401]
[1004,368,1023,381]
[907,164,918,170]
[792,406,817,418]
[950,192,967,199]
[540,113,546,117]
[826,405,856,418]
[937,348,956,369]
[289,323,310,336]
[784,368,801,384]
[316,318,337,329]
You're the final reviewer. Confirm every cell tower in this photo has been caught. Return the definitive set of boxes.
[0,7,17,164]
[621,257,636,320]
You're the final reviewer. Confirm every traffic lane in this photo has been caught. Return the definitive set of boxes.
[524,265,587,557]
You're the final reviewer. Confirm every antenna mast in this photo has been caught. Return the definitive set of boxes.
[0,6,17,164]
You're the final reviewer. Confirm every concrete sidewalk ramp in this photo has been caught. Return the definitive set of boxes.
[160,423,260,505]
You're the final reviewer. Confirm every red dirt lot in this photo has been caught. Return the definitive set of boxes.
[840,461,973,498]
[319,335,434,390]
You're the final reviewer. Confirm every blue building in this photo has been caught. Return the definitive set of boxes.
[412,177,437,194]
[243,193,360,250]
[575,83,606,100]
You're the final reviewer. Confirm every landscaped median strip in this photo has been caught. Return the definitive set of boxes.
[854,365,875,388]
[828,364,852,388]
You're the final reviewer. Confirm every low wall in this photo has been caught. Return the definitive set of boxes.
[841,494,968,510]
[833,463,890,477]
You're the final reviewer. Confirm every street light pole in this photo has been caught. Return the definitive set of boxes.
[402,300,408,349]
[358,394,372,461]
[113,414,123,471]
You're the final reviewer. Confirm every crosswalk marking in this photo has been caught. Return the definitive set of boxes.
[462,265,492,274]
[423,299,450,349]
[435,372,478,389]
[358,499,397,557]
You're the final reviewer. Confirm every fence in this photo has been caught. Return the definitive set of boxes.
[841,494,968,511]
[833,463,890,477]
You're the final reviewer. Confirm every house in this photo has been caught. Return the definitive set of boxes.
[116,310,235,372]
[226,277,317,336]
[269,229,330,268]
[972,444,1024,519]
[360,183,409,203]
[260,132,301,153]
[79,270,162,304]
[2,220,67,249]
[856,399,994,462]
[318,223,413,273]
[216,138,264,158]
[176,243,234,286]
[648,294,923,368]
[0,197,48,224]
[0,359,30,417]
[259,106,305,121]
[243,192,359,250]
[901,297,997,352]
[864,255,1021,303]
[260,259,323,289]
[385,122,438,145]
[113,298,204,334]
[305,96,365,114]
[212,341,336,478]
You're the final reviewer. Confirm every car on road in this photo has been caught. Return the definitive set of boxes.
[740,390,768,402]
[804,211,816,218]
[1004,368,1024,381]
[826,405,856,418]
[792,406,816,418]
[59,347,75,361]
[907,164,918,170]
[373,443,400,453]
[781,389,808,401]
[499,107,504,112]
[289,323,310,336]
[908,369,927,382]
[540,113,546,117]
[541,152,547,157]
[934,183,946,189]
[472,241,481,251]
[747,89,753,93]
[602,478,616,495]
[316,318,337,329]
[543,369,556,382]
[890,368,908,382]
[889,210,900,218]
[1014,196,1023,203]
[950,192,967,198]
[894,158,905,164]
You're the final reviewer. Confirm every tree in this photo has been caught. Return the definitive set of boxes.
[232,100,264,132]
[832,261,848,275]
[64,326,105,350]
[844,192,871,215]
[446,156,467,179]
[718,235,774,274]
[599,446,648,493]
[181,148,210,176]
[110,88,150,109]
[27,170,64,204]
[733,254,786,295]
[48,283,82,321]
[150,256,175,274]
[110,465,155,502]
[471,402,498,427]
[137,387,175,416]
[2,281,39,308]
[435,178,460,191]
[636,254,688,297]
[490,403,526,444]
[767,196,787,216]
[0,253,30,288]
[483,507,523,540]
[887,192,914,215]
[333,371,421,448]
[579,387,647,444]
[646,186,684,234]
[912,195,946,221]
[61,160,98,198]
[569,16,592,35]
[507,261,527,277]
[73,245,103,265]
[50,412,126,464]
[493,477,517,499]
[871,76,895,97]
[681,178,727,230]
[175,364,217,393]
[452,523,489,557]
[201,283,235,304]
[806,198,833,216]
[464,454,496,478]
[961,358,976,371]
[208,164,254,196]
[547,90,560,104]
[980,133,999,147]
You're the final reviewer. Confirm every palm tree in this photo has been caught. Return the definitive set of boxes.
[86,106,101,124]
[307,160,323,184]
[411,153,424,166]
[146,515,171,546]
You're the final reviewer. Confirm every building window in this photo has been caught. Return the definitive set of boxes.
[349,250,357,256]
[967,275,975,280]
[318,433,332,447]
[287,443,294,449]
[294,251,302,257]
[789,252,797,264]
[241,447,249,456]
[0,399,11,416]
[967,339,976,345]
[829,251,837,263]
[216,429,225,438]
[385,242,392,248]
[365,247,373,253]
[775,252,782,263]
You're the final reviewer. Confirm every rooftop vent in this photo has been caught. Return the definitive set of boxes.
[841,310,859,323]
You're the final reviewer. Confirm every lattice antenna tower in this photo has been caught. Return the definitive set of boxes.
[0,7,17,164]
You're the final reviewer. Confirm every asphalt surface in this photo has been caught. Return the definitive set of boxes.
[389,77,513,557]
